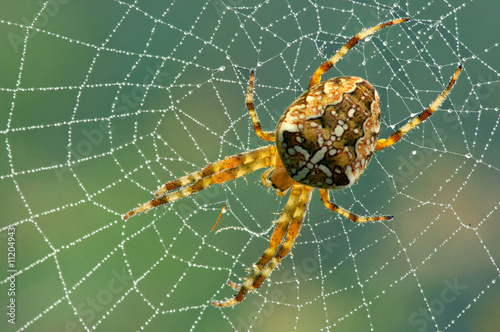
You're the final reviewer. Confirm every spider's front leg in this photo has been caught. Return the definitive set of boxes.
[212,184,312,307]
[123,145,278,220]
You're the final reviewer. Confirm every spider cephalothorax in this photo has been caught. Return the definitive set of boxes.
[124,18,462,307]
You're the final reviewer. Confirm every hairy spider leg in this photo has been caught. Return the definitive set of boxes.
[308,17,409,88]
[212,184,312,307]
[376,65,462,150]
[247,70,276,142]
[123,147,278,220]
[212,185,302,306]
[154,145,276,197]
[240,186,301,275]
[250,185,313,289]
[320,189,392,222]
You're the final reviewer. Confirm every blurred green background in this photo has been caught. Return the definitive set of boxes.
[0,1,499,331]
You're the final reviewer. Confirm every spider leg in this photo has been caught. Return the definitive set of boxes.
[123,148,278,220]
[376,65,462,150]
[154,145,276,197]
[319,189,392,222]
[309,18,408,88]
[212,185,303,306]
[251,185,312,290]
[240,186,301,279]
[212,185,312,307]
[247,70,276,142]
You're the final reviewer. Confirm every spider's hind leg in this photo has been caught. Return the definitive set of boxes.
[309,18,408,88]
[247,70,276,142]
[376,65,462,150]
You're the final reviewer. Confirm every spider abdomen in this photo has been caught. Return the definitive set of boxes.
[276,76,381,189]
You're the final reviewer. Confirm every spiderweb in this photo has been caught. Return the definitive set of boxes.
[1,0,499,331]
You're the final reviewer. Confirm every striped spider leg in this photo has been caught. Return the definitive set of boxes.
[212,184,312,307]
[375,65,462,150]
[124,17,461,308]
[123,145,278,220]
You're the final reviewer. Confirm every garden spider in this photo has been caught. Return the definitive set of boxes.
[124,18,462,307]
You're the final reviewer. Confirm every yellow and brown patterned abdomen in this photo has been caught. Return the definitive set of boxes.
[276,77,381,189]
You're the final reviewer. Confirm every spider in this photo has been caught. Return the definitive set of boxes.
[124,18,462,307]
